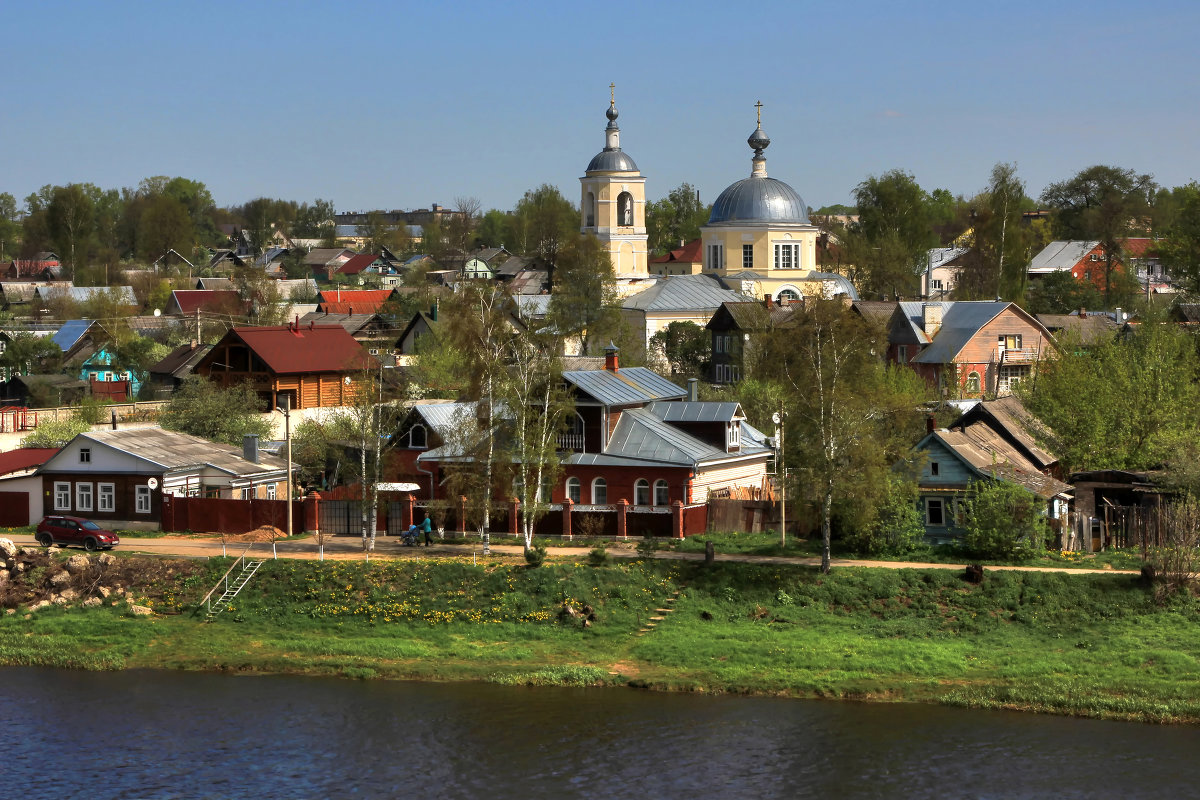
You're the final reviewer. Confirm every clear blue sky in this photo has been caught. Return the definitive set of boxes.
[6,0,1198,215]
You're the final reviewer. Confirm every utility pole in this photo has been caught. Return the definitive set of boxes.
[773,409,786,548]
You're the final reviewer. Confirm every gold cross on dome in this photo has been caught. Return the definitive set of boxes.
[610,82,616,104]
[755,100,763,125]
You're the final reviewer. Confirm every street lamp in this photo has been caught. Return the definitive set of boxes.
[276,395,293,549]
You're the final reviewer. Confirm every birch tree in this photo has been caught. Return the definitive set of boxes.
[761,299,926,572]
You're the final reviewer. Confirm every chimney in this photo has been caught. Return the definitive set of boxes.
[922,303,943,337]
[430,301,438,322]
[926,414,936,435]
[1079,307,1087,318]
[243,434,260,464]
[687,378,699,402]
[604,341,619,372]
[764,294,774,309]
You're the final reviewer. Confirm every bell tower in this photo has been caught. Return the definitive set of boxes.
[580,84,648,280]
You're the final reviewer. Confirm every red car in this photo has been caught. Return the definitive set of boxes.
[35,516,120,551]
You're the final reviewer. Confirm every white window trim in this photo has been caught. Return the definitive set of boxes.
[266,484,276,500]
[98,482,115,513]
[54,482,71,511]
[634,479,650,506]
[566,477,581,504]
[136,486,152,514]
[653,480,669,506]
[591,477,607,505]
[76,482,93,512]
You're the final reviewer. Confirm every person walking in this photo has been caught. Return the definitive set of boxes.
[421,513,433,546]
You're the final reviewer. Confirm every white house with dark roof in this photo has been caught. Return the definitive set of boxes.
[620,273,755,358]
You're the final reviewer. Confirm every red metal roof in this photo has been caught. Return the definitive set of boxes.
[336,254,381,275]
[1123,238,1158,257]
[223,324,376,374]
[649,238,703,264]
[0,447,58,476]
[316,289,394,315]
[171,290,248,315]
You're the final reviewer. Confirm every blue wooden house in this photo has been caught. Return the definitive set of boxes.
[909,398,1071,544]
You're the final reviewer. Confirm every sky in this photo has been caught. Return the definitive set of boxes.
[5,0,1199,216]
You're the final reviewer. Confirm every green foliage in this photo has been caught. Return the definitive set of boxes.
[1158,182,1200,296]
[843,475,925,556]
[547,233,621,355]
[508,184,577,264]
[0,332,62,374]
[1020,317,1200,475]
[21,416,91,448]
[158,375,272,446]
[648,320,709,378]
[646,182,711,254]
[960,480,1049,560]
[524,544,547,568]
[844,170,939,297]
[1025,270,1103,314]
[588,544,609,566]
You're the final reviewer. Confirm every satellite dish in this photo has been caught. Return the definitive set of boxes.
[344,376,352,385]
[771,412,781,425]
[147,477,159,489]
[153,308,161,317]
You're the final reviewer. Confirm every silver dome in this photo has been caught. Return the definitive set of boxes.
[586,149,639,172]
[708,177,809,225]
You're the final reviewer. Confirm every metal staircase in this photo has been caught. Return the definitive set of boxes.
[201,554,265,621]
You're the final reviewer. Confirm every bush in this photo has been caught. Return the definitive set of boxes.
[524,544,547,568]
[843,475,924,555]
[1145,498,1200,602]
[636,533,658,559]
[961,480,1049,560]
[22,416,91,448]
[575,512,606,538]
[588,544,608,566]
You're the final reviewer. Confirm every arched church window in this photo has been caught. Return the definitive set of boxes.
[617,192,633,226]
[586,192,596,227]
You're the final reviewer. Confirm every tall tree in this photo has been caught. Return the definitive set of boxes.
[646,182,711,254]
[1040,165,1156,306]
[958,163,1033,301]
[510,184,577,268]
[649,320,710,378]
[547,234,621,355]
[159,376,273,446]
[845,170,938,298]
[0,192,19,260]
[47,184,95,278]
[1158,183,1200,296]
[758,299,926,571]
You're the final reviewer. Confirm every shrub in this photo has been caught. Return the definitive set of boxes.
[588,544,608,566]
[1145,498,1200,602]
[961,480,1049,560]
[21,416,91,448]
[524,544,547,568]
[575,512,606,538]
[636,532,658,559]
[843,475,924,555]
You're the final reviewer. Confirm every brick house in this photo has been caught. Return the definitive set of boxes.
[1029,240,1124,292]
[888,301,1055,398]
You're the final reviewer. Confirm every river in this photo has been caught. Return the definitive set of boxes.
[3,668,1198,799]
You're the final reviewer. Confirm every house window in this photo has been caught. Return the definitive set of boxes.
[774,243,800,270]
[897,345,907,364]
[79,448,91,464]
[728,422,741,449]
[54,482,71,511]
[635,479,650,506]
[707,244,723,271]
[566,477,581,504]
[654,480,669,506]
[998,365,1027,394]
[931,279,943,291]
[778,288,800,303]
[1090,254,1099,261]
[715,335,725,354]
[926,497,945,526]
[930,462,940,477]
[408,424,427,449]
[76,483,93,512]
[742,244,754,270]
[966,372,981,394]
[136,486,152,514]
[591,477,607,505]
[98,483,115,513]
[266,484,276,500]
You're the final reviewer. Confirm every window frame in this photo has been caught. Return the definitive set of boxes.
[135,485,152,514]
[653,480,669,506]
[634,479,650,506]
[408,424,427,449]
[925,497,945,526]
[742,244,753,270]
[566,477,581,504]
[98,482,115,513]
[591,477,607,505]
[75,482,93,513]
[54,482,71,511]
[79,448,91,464]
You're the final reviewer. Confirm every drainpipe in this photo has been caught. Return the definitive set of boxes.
[416,458,436,500]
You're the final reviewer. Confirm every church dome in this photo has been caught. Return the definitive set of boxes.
[708,104,809,225]
[586,149,639,172]
[708,177,808,224]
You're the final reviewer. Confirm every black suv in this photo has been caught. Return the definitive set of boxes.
[35,516,120,551]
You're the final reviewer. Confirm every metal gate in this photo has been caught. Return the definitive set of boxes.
[318,500,362,535]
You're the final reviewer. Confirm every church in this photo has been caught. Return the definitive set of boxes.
[578,89,857,303]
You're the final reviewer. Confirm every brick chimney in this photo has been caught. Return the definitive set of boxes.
[604,341,619,372]
[922,303,943,337]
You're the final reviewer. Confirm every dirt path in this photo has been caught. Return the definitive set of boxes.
[3,533,1139,575]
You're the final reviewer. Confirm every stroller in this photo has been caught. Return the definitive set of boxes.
[400,525,421,547]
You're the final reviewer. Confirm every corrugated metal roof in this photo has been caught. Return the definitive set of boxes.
[52,320,93,352]
[170,290,245,315]
[622,274,751,312]
[926,246,970,270]
[1029,241,1099,273]
[648,401,742,423]
[928,429,1071,499]
[605,408,724,465]
[563,367,686,407]
[212,324,374,374]
[49,428,287,476]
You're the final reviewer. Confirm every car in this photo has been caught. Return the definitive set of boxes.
[35,516,120,551]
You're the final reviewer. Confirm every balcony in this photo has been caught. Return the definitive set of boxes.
[557,433,585,452]
[995,347,1040,364]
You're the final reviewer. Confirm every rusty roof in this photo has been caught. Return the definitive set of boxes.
[931,429,1071,499]
[209,324,376,374]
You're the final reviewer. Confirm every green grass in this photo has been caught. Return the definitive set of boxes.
[3,554,1198,724]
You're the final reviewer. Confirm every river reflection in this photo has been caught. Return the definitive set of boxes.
[2,667,1198,799]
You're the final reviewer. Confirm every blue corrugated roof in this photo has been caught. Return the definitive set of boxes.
[648,401,742,423]
[52,320,93,352]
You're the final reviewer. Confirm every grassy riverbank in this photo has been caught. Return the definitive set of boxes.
[2,553,1198,724]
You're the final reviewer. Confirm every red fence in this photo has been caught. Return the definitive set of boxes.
[161,495,309,535]
[0,491,29,527]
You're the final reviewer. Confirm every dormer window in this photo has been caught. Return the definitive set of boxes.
[408,424,427,449]
[727,422,741,449]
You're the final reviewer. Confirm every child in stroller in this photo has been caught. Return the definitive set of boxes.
[400,524,421,546]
